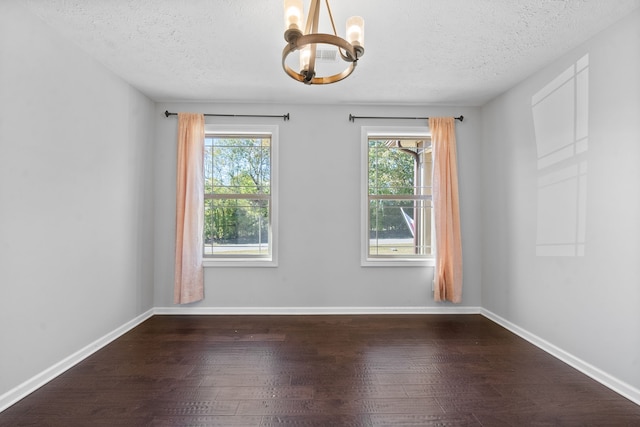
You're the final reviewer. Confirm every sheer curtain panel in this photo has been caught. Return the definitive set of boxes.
[430,117,463,303]
[174,113,205,304]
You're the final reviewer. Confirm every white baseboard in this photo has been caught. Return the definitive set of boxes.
[153,306,483,315]
[0,309,154,413]
[481,308,640,406]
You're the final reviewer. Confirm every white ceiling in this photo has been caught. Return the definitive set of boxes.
[22,0,640,106]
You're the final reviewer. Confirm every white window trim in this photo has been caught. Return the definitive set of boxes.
[202,124,278,268]
[361,126,435,267]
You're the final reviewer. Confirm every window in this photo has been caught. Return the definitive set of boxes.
[361,127,434,266]
[203,125,278,266]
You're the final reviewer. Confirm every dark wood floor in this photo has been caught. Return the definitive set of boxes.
[2,315,639,426]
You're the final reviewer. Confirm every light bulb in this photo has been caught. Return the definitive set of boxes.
[284,0,303,31]
[299,45,311,71]
[346,16,364,48]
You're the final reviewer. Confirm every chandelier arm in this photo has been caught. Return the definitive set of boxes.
[306,0,322,78]
[324,0,339,36]
[323,0,349,60]
[305,0,320,35]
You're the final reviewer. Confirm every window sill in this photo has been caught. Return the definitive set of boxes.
[361,257,435,267]
[203,258,277,268]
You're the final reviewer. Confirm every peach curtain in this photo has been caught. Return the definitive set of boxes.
[430,117,463,303]
[174,113,205,304]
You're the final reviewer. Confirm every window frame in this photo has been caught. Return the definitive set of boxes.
[202,124,278,268]
[361,126,435,267]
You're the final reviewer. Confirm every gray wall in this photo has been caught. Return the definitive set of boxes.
[153,103,483,310]
[480,9,640,391]
[0,2,156,396]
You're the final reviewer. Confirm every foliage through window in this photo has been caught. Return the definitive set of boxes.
[204,128,276,263]
[364,129,434,264]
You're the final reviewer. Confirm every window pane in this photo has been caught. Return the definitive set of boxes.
[204,133,273,260]
[368,199,432,256]
[204,198,270,257]
[205,137,270,195]
[368,140,415,196]
[366,136,433,260]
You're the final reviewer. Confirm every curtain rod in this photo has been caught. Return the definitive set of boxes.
[164,110,290,121]
[349,114,464,122]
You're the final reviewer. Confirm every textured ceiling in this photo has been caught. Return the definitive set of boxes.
[21,0,640,106]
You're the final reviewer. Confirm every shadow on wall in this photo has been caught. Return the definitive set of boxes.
[532,54,589,257]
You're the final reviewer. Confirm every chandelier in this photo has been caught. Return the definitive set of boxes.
[282,0,365,85]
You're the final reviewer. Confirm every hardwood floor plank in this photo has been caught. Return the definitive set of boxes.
[235,398,347,416]
[139,399,240,416]
[436,395,539,415]
[214,385,314,400]
[290,373,375,387]
[370,413,481,426]
[473,401,640,427]
[200,374,291,387]
[402,383,501,399]
[260,414,372,426]
[149,415,263,427]
[155,385,221,401]
[350,397,444,415]
[312,384,408,400]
